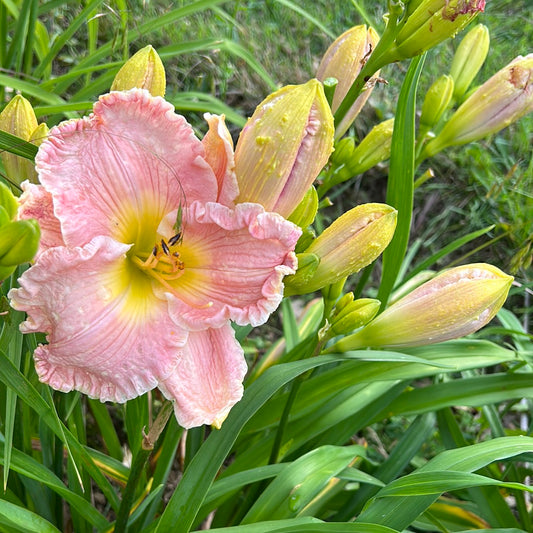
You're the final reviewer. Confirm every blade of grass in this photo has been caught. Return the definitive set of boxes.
[53,0,231,95]
[377,54,425,308]
[273,0,335,38]
[405,225,495,281]
[0,438,109,530]
[0,349,121,510]
[0,130,38,159]
[22,0,38,75]
[4,0,32,70]
[0,499,61,533]
[32,0,104,79]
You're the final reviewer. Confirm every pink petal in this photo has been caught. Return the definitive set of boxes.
[8,236,187,402]
[158,323,247,428]
[202,113,239,206]
[157,202,300,328]
[17,181,64,257]
[36,89,218,247]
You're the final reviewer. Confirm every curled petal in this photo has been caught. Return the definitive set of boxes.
[158,323,247,429]
[202,113,239,206]
[36,89,218,247]
[158,201,300,328]
[17,181,63,257]
[9,236,187,402]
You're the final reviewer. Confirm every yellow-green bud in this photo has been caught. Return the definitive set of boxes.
[284,252,320,295]
[0,219,40,267]
[330,297,380,336]
[327,263,513,351]
[111,45,166,97]
[424,54,533,158]
[285,203,397,295]
[449,24,490,101]
[330,137,355,166]
[0,95,40,185]
[316,25,380,139]
[288,186,318,229]
[420,75,455,130]
[348,118,395,175]
[0,181,19,220]
[393,0,485,60]
[295,227,316,254]
[235,80,334,218]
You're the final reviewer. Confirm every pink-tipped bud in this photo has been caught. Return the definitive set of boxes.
[234,80,334,218]
[317,25,380,139]
[424,54,533,157]
[328,263,513,351]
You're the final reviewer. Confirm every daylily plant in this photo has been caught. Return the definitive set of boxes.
[9,89,302,429]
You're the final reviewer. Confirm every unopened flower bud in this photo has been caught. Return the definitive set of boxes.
[330,137,355,166]
[393,0,486,59]
[0,95,41,184]
[288,186,318,229]
[420,75,454,130]
[348,118,395,175]
[0,219,40,267]
[284,252,320,294]
[317,25,380,138]
[328,263,513,351]
[234,80,334,217]
[111,45,166,97]
[424,54,533,157]
[285,203,397,295]
[449,24,490,101]
[0,181,19,220]
[330,297,380,336]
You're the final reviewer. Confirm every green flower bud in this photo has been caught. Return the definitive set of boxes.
[235,80,334,218]
[316,25,380,138]
[0,206,11,227]
[111,45,166,97]
[330,137,355,166]
[0,95,40,185]
[424,54,533,157]
[330,297,380,336]
[286,203,397,295]
[288,186,318,229]
[0,181,19,220]
[327,263,513,351]
[284,252,320,295]
[393,0,485,59]
[449,24,490,101]
[420,75,455,130]
[348,118,395,175]
[0,219,40,267]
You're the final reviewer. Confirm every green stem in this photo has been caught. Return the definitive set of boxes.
[113,401,173,533]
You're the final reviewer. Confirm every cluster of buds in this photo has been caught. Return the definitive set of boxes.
[0,95,48,186]
[423,54,533,158]
[0,182,40,281]
[391,0,486,61]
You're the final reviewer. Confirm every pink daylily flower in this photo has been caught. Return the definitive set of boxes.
[9,89,300,429]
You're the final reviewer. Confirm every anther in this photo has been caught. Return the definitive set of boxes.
[169,232,182,246]
[161,239,170,255]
